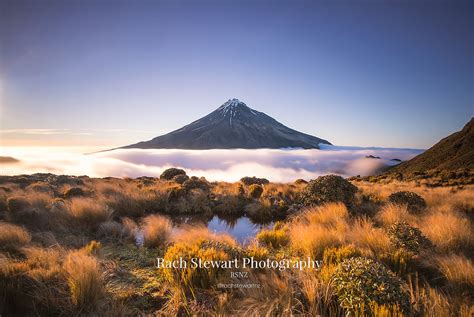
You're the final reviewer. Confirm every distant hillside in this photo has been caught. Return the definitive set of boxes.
[0,156,19,164]
[122,98,331,150]
[391,118,474,173]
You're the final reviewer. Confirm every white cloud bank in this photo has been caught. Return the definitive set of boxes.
[0,145,423,183]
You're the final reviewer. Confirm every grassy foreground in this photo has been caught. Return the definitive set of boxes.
[0,171,473,316]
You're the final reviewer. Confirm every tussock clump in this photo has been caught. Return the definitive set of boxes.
[160,168,186,180]
[171,226,236,246]
[435,254,474,289]
[69,199,111,230]
[141,215,172,248]
[64,250,104,312]
[349,218,391,256]
[167,186,186,203]
[0,248,72,316]
[301,175,358,208]
[240,176,269,186]
[182,177,210,192]
[294,178,308,185]
[245,244,270,260]
[0,222,31,251]
[211,183,246,216]
[323,245,361,266]
[172,174,189,184]
[26,182,53,193]
[6,196,31,214]
[256,226,289,250]
[248,184,263,199]
[97,221,124,240]
[387,222,432,254]
[332,257,410,315]
[420,211,473,253]
[376,203,415,228]
[289,203,349,258]
[63,187,85,199]
[245,199,274,222]
[121,217,138,240]
[162,239,235,290]
[388,191,426,213]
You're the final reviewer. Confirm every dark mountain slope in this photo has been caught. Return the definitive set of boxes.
[391,118,474,173]
[123,98,331,149]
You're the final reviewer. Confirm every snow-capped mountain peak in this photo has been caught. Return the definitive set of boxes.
[123,98,331,149]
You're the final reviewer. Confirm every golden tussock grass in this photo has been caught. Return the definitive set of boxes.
[1,175,473,315]
[349,217,392,256]
[233,271,295,315]
[0,247,72,316]
[171,225,236,246]
[68,198,111,229]
[419,211,473,252]
[289,203,349,258]
[64,249,104,312]
[376,203,417,228]
[141,214,172,248]
[0,222,31,251]
[435,254,474,288]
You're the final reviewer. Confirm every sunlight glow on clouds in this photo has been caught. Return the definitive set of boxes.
[0,146,422,182]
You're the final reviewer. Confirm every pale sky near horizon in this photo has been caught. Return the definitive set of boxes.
[0,0,472,149]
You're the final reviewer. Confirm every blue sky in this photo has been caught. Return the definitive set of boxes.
[0,0,472,148]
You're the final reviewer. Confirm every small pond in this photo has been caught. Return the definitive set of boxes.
[135,214,274,246]
[171,214,274,244]
[207,216,272,243]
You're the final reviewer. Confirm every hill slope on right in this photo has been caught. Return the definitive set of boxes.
[391,117,473,173]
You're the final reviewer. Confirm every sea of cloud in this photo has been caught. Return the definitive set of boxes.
[0,145,423,182]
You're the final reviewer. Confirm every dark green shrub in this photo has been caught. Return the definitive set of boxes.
[387,222,432,254]
[388,191,426,213]
[63,187,85,199]
[294,178,308,185]
[301,175,358,207]
[240,176,269,186]
[182,178,210,191]
[248,184,263,199]
[6,196,31,214]
[172,174,189,184]
[332,257,410,315]
[167,186,186,202]
[160,168,186,180]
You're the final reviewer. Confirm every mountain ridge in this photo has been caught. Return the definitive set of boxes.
[122,98,331,150]
[389,117,474,173]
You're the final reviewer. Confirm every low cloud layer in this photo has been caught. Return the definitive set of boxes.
[0,146,422,182]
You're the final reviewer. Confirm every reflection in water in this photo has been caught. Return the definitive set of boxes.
[170,214,273,244]
[208,216,272,244]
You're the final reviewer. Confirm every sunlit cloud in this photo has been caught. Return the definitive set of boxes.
[0,146,422,182]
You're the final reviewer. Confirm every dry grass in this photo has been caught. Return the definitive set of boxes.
[0,247,72,316]
[141,214,172,248]
[64,250,104,312]
[0,222,31,251]
[376,203,417,228]
[289,203,349,258]
[298,271,341,316]
[233,271,295,315]
[349,217,392,256]
[435,254,474,288]
[171,225,236,246]
[419,211,473,252]
[69,198,111,229]
[0,174,473,315]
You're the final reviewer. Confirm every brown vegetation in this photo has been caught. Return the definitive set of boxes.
[0,172,472,316]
